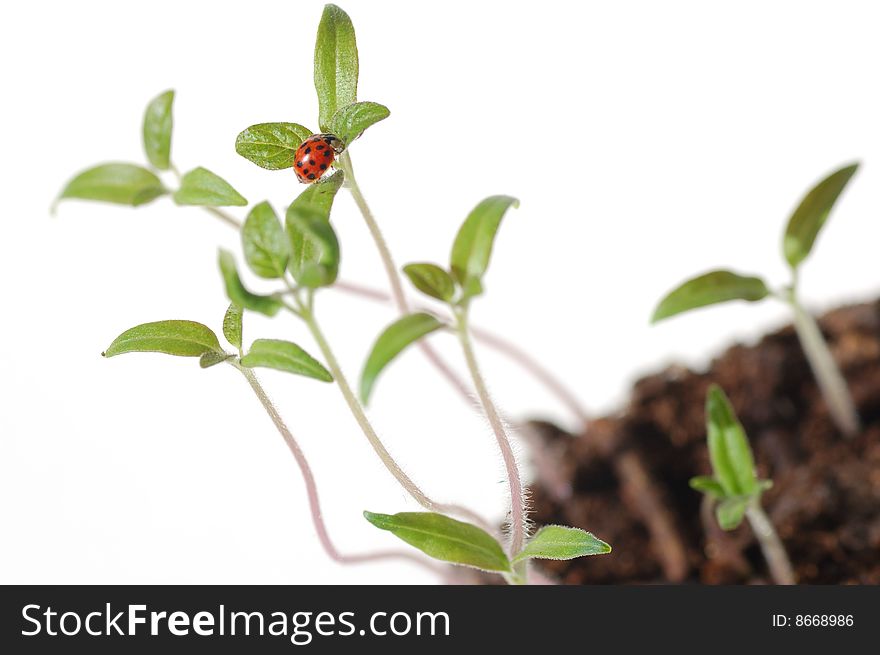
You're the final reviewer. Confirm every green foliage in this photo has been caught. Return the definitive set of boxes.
[513,525,611,563]
[286,172,344,287]
[651,270,770,323]
[235,123,314,170]
[363,511,511,573]
[783,162,859,269]
[218,249,282,316]
[173,167,247,206]
[314,4,359,132]
[143,89,174,170]
[715,497,750,531]
[402,263,456,302]
[705,385,759,497]
[328,101,389,146]
[450,195,519,300]
[56,163,167,208]
[690,385,772,531]
[240,339,333,382]
[103,320,222,358]
[242,201,288,278]
[688,476,725,499]
[360,313,446,404]
[222,304,243,351]
[199,351,233,369]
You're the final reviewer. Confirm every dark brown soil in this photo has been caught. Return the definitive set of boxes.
[524,300,880,584]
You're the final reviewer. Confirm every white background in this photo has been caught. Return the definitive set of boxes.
[1,0,878,584]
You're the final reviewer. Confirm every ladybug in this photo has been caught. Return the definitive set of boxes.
[294,133,344,183]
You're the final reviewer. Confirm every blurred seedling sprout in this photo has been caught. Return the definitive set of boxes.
[691,385,795,585]
[652,163,862,437]
[53,4,611,583]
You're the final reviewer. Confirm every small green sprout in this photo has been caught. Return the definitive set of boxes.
[691,385,795,585]
[358,195,611,582]
[652,163,862,437]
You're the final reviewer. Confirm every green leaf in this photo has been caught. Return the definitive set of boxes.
[716,496,749,531]
[222,303,243,351]
[218,249,282,317]
[689,476,727,499]
[242,201,288,278]
[240,339,333,382]
[402,263,456,302]
[200,351,232,369]
[314,4,359,131]
[143,89,174,170]
[56,163,167,208]
[286,172,344,287]
[235,123,313,170]
[512,525,611,563]
[363,511,510,573]
[360,313,446,404]
[783,162,859,269]
[328,101,389,146]
[651,270,770,323]
[173,167,247,207]
[705,385,759,497]
[103,320,222,358]
[450,195,519,299]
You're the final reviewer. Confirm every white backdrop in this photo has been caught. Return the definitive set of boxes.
[2,0,879,584]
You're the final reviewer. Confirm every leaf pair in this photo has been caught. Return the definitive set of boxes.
[690,385,772,530]
[103,307,332,382]
[651,163,859,323]
[57,89,246,210]
[402,195,520,304]
[364,511,609,574]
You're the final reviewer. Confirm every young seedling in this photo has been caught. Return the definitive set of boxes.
[358,195,611,583]
[691,385,795,585]
[100,308,438,575]
[53,3,611,584]
[652,163,862,437]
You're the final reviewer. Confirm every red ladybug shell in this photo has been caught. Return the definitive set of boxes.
[294,133,344,183]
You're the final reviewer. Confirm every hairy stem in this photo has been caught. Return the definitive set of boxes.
[297,300,492,532]
[787,290,860,437]
[234,363,441,574]
[455,305,527,570]
[745,501,796,585]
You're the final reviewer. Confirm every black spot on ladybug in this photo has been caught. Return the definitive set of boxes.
[304,147,311,154]
[316,144,325,150]
[320,164,327,170]
[308,173,316,180]
[296,161,302,167]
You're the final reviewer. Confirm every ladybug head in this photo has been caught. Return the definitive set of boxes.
[316,133,345,155]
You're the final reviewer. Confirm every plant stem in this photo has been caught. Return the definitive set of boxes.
[234,362,441,574]
[333,279,592,427]
[338,151,408,310]
[337,152,475,402]
[745,501,796,585]
[296,298,492,532]
[204,206,242,229]
[454,305,527,571]
[786,289,860,437]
